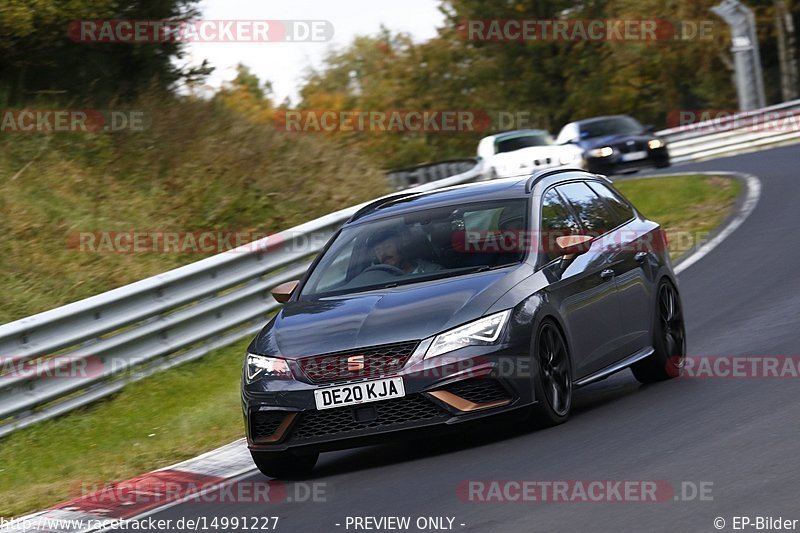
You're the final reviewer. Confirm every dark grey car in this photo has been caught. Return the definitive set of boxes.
[242,168,686,477]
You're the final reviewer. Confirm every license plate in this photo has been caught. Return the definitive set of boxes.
[314,377,405,410]
[621,151,647,161]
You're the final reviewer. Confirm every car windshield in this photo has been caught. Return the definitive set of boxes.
[495,133,552,153]
[579,116,643,138]
[300,199,528,297]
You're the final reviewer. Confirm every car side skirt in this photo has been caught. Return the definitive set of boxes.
[574,346,654,387]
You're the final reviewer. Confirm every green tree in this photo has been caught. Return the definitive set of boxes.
[0,0,212,105]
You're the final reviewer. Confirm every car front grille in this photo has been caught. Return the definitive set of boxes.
[287,395,449,442]
[297,341,418,384]
[443,378,512,405]
[616,140,648,153]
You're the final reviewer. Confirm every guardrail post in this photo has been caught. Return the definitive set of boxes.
[711,0,766,110]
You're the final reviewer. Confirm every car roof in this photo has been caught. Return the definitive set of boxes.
[350,178,527,224]
[491,129,550,140]
[572,115,634,126]
[349,169,603,224]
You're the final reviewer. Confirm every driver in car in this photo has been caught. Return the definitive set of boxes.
[371,230,442,275]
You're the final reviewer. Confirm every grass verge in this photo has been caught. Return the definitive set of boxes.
[614,174,742,261]
[0,94,388,324]
[0,173,742,517]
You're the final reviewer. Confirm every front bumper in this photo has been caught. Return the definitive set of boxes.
[242,344,532,453]
[586,147,670,174]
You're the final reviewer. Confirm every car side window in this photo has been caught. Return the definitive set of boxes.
[540,189,582,264]
[555,182,620,235]
[587,182,635,226]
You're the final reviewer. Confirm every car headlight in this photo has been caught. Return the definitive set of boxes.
[425,310,512,360]
[648,139,665,149]
[245,353,293,383]
[588,146,613,158]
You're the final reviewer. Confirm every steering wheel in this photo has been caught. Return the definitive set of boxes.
[362,264,406,276]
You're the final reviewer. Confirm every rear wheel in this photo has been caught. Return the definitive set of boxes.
[250,450,318,479]
[529,321,572,427]
[632,279,686,383]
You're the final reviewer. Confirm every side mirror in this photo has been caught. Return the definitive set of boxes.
[643,124,655,133]
[556,235,593,260]
[271,280,299,303]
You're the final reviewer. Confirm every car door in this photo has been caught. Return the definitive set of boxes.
[537,186,624,378]
[586,181,654,354]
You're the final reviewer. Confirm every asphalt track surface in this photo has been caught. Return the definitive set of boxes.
[128,145,800,533]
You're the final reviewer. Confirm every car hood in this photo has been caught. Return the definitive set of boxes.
[249,269,525,358]
[580,132,653,148]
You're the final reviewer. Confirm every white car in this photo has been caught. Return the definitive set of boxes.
[477,129,585,179]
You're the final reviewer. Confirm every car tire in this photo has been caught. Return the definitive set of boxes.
[631,279,686,384]
[529,320,573,427]
[251,450,319,479]
[655,160,671,168]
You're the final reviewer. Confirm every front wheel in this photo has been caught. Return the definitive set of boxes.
[632,279,686,383]
[250,450,318,479]
[529,320,573,427]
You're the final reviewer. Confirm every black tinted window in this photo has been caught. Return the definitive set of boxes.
[496,134,552,153]
[300,200,528,297]
[587,182,634,226]
[540,189,582,263]
[556,182,619,235]
[579,116,643,138]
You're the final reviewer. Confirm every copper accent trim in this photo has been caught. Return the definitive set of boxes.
[428,390,511,412]
[254,412,297,443]
[271,280,299,303]
[556,234,593,249]
[555,234,593,260]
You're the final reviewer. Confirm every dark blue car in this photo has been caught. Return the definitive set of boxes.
[556,115,670,174]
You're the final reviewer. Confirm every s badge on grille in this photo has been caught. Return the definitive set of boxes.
[347,355,365,371]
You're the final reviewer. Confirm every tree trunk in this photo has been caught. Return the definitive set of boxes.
[774,0,799,101]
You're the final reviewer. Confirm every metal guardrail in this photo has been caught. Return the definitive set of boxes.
[657,98,800,162]
[387,159,478,190]
[1,99,798,437]
[0,167,485,437]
